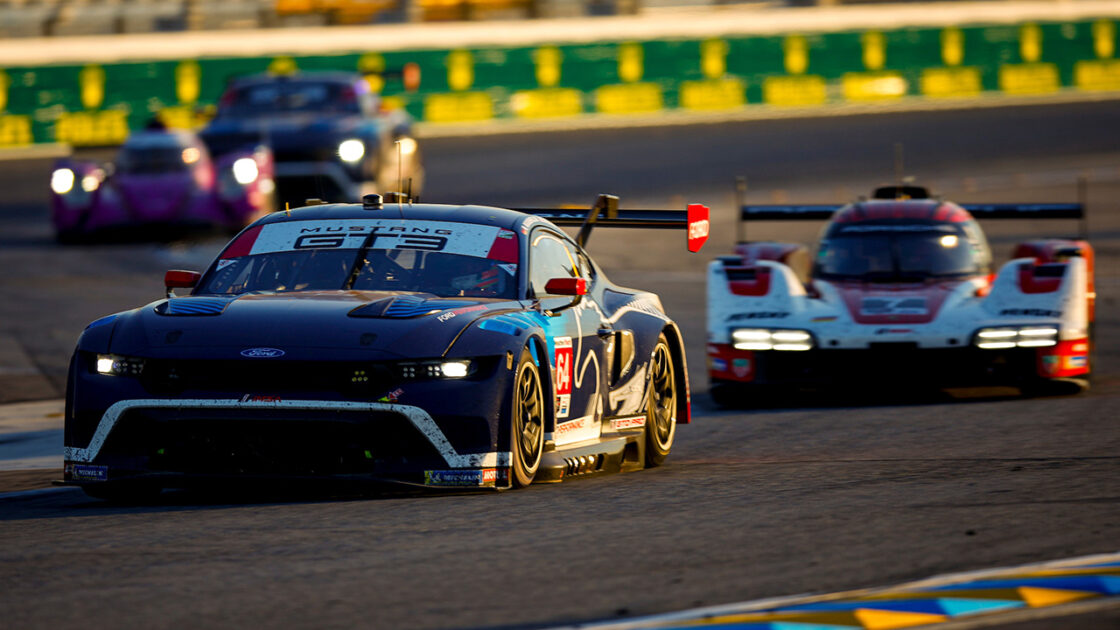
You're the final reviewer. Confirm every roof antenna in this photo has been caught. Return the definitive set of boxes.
[893,142,905,186]
[395,139,404,219]
[735,176,747,244]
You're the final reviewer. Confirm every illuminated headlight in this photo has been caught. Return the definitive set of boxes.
[51,168,76,194]
[338,139,365,163]
[399,359,474,379]
[974,326,1058,349]
[396,137,417,156]
[81,174,101,192]
[232,157,259,185]
[732,328,814,351]
[95,354,145,376]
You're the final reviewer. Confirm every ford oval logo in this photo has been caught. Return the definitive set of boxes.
[241,347,285,358]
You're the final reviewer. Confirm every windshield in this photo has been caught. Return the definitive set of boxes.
[198,219,520,299]
[117,146,195,175]
[814,223,981,281]
[217,81,362,117]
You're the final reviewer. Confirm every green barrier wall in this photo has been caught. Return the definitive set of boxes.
[1,18,1118,146]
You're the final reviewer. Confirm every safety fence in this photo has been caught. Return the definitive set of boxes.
[1,17,1118,147]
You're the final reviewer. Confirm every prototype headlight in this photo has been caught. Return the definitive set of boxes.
[95,354,145,377]
[398,359,474,379]
[51,168,76,194]
[232,157,259,185]
[338,139,366,163]
[974,326,1058,349]
[732,328,814,351]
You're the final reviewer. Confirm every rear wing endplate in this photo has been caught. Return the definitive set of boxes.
[514,194,710,252]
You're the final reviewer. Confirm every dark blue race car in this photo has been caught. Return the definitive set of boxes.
[63,194,710,499]
[200,72,423,206]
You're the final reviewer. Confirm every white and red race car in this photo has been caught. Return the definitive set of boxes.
[706,185,1095,404]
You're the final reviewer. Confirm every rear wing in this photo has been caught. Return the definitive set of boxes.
[514,194,710,252]
[733,178,1089,241]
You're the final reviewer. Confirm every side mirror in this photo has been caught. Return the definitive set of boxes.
[165,269,201,298]
[541,277,588,317]
[544,277,587,296]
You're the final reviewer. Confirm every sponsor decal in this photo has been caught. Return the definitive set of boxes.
[687,203,710,252]
[711,357,728,372]
[437,304,487,323]
[68,463,108,481]
[240,347,285,358]
[378,388,404,403]
[860,297,928,316]
[727,312,790,321]
[424,468,501,487]
[239,394,282,403]
[811,316,838,322]
[498,263,517,276]
[554,337,573,390]
[555,394,571,418]
[248,220,511,260]
[732,358,751,379]
[610,416,646,430]
[874,328,914,334]
[1041,355,1060,375]
[1000,308,1062,317]
[1067,355,1088,369]
[216,259,236,270]
[555,417,587,436]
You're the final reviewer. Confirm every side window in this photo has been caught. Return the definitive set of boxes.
[529,232,578,297]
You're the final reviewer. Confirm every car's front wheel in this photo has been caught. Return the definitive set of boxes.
[644,334,676,468]
[511,348,545,488]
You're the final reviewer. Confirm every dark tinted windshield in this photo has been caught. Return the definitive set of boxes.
[218,81,362,117]
[201,248,517,299]
[814,223,981,281]
[117,146,196,175]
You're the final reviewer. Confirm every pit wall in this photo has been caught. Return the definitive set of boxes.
[1,15,1119,146]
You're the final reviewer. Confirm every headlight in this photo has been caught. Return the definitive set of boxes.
[51,168,76,194]
[81,174,101,192]
[338,139,365,163]
[232,157,259,185]
[732,328,814,351]
[95,354,145,377]
[974,326,1058,349]
[396,137,417,156]
[398,359,474,379]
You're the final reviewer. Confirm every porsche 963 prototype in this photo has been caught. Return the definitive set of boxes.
[707,184,1094,404]
[63,194,710,499]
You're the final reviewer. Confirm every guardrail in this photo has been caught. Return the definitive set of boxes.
[1,11,1118,146]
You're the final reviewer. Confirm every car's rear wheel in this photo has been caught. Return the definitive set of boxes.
[511,348,545,488]
[644,334,676,468]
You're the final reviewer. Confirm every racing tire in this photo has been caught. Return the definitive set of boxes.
[511,348,545,488]
[644,334,677,468]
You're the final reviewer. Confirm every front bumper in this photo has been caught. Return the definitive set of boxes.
[707,339,1090,389]
[63,398,512,490]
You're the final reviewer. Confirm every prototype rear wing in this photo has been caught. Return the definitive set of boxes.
[514,194,710,252]
[732,178,1089,241]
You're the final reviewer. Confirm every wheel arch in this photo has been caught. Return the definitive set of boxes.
[659,321,691,424]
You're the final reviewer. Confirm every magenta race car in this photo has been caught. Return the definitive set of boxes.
[50,126,276,242]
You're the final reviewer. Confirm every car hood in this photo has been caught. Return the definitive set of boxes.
[107,291,522,361]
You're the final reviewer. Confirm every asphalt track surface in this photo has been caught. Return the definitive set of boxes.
[1,100,1119,629]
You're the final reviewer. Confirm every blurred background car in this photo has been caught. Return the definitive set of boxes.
[49,122,276,243]
[199,72,424,207]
